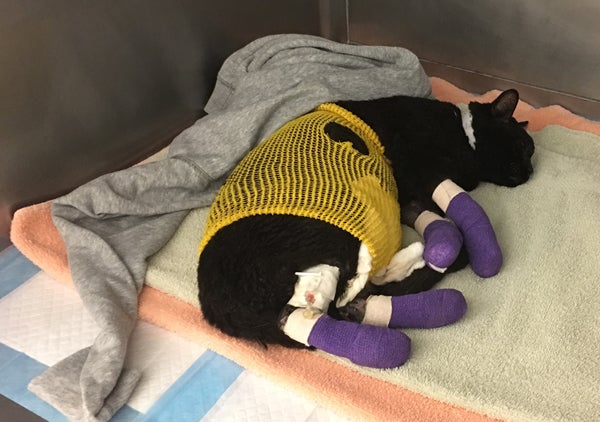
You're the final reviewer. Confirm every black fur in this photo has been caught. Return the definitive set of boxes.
[324,121,370,155]
[197,90,534,347]
[199,215,360,347]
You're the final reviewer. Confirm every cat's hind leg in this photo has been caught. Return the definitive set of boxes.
[279,258,412,368]
[339,289,467,329]
[338,249,468,329]
[279,305,412,368]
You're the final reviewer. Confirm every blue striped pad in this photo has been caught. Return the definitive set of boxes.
[0,248,243,421]
[0,247,40,298]
[141,351,243,421]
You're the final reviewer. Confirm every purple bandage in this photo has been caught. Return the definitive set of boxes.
[445,192,503,277]
[307,314,411,368]
[422,219,463,270]
[388,289,467,329]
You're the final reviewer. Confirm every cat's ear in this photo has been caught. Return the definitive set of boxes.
[491,89,519,120]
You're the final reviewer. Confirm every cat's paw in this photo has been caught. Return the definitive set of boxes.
[337,298,367,322]
[423,219,464,272]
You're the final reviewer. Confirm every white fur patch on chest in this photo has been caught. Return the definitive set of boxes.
[457,103,477,150]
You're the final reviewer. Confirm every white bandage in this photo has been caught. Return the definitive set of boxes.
[288,264,339,312]
[362,295,393,327]
[432,179,465,212]
[282,308,322,346]
[371,242,425,285]
[414,210,445,237]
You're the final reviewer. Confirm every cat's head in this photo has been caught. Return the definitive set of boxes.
[470,89,535,187]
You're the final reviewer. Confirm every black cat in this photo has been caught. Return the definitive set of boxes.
[197,90,534,368]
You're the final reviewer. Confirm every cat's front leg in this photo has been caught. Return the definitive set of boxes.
[432,179,502,277]
[278,256,412,368]
[401,200,464,273]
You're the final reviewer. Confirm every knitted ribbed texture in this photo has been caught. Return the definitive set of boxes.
[198,103,401,274]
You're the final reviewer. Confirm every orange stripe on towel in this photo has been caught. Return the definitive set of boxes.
[430,77,600,135]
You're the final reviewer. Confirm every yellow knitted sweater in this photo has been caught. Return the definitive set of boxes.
[198,103,401,274]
